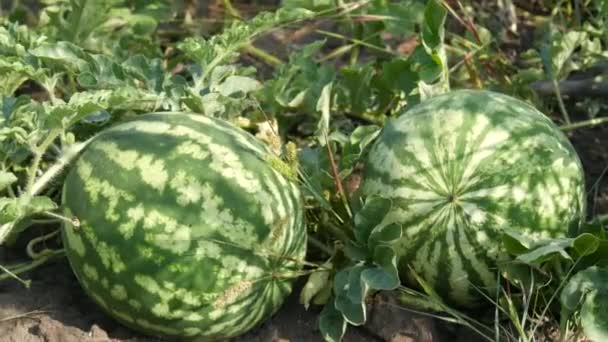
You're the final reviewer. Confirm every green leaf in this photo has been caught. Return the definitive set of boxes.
[561,266,608,340]
[368,1,424,37]
[44,0,118,45]
[333,267,366,326]
[334,291,366,326]
[315,82,333,146]
[343,241,369,261]
[573,233,601,257]
[319,300,347,342]
[361,266,399,290]
[500,262,535,293]
[0,195,57,224]
[349,125,380,152]
[346,264,368,304]
[580,291,608,342]
[300,261,332,309]
[415,0,449,97]
[502,230,535,255]
[0,171,17,191]
[516,238,573,265]
[0,197,19,223]
[216,75,261,97]
[540,28,587,79]
[30,41,90,72]
[353,196,391,244]
[178,7,313,78]
[421,0,447,50]
[373,245,399,278]
[368,223,402,247]
[340,64,375,115]
[561,266,608,311]
[381,58,418,96]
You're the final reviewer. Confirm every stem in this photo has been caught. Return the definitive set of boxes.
[0,249,65,286]
[308,235,333,256]
[26,230,60,259]
[324,135,353,219]
[553,78,571,125]
[243,45,283,66]
[315,29,393,55]
[530,257,582,337]
[26,128,62,195]
[0,263,31,288]
[560,117,608,131]
[42,211,80,227]
[221,0,283,67]
[0,310,48,323]
[30,139,92,196]
[0,139,92,245]
[324,220,351,244]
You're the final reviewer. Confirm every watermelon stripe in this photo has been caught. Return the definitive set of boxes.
[362,90,585,307]
[62,113,306,339]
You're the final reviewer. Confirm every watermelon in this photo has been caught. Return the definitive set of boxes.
[360,90,585,307]
[61,113,306,339]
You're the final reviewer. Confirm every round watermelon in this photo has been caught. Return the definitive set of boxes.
[360,90,585,307]
[61,112,306,339]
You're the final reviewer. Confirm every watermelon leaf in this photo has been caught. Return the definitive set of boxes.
[353,196,391,244]
[368,223,402,248]
[300,260,333,310]
[319,300,347,342]
[572,233,601,257]
[343,241,368,261]
[560,266,608,341]
[361,266,399,290]
[334,291,366,326]
[516,238,573,265]
[346,264,369,304]
[373,245,399,278]
[580,291,608,342]
[0,171,17,191]
[502,230,535,255]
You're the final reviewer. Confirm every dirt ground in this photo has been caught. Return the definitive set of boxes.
[0,259,487,342]
[1,126,605,342]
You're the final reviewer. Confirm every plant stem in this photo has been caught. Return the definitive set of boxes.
[42,211,80,227]
[315,29,393,55]
[0,249,65,285]
[0,139,92,245]
[30,139,92,196]
[26,230,60,259]
[26,128,62,196]
[0,264,31,288]
[244,45,283,66]
[221,0,283,67]
[308,235,333,255]
[560,116,608,131]
[324,135,353,219]
[553,78,571,125]
[324,220,351,244]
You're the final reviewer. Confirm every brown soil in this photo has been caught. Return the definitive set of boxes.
[0,259,484,342]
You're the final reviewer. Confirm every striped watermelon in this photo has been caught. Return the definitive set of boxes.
[61,113,306,339]
[360,90,585,307]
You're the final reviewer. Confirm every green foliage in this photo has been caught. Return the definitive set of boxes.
[314,196,401,340]
[1,0,608,341]
[501,220,608,340]
[561,266,608,341]
[0,2,312,246]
